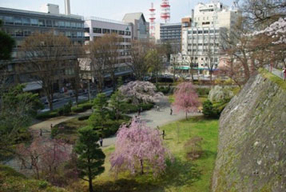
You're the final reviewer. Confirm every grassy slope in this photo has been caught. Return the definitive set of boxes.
[0,164,66,192]
[93,117,219,192]
[259,68,286,90]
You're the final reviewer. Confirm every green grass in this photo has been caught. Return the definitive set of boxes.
[259,68,286,90]
[52,117,89,144]
[0,164,66,192]
[93,117,219,192]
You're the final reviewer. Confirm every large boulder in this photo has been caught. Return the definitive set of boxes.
[212,74,286,192]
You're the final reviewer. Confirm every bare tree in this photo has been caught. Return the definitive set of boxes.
[242,0,286,28]
[21,31,77,110]
[127,40,151,80]
[89,34,121,92]
[145,49,163,84]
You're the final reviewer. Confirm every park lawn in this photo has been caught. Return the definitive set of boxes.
[52,117,89,144]
[93,117,219,192]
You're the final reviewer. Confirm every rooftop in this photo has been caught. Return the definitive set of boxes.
[0,6,83,20]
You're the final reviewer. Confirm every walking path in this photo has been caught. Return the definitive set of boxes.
[102,96,202,147]
[30,96,202,147]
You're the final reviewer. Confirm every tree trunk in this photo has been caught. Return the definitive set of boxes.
[210,71,213,88]
[88,159,93,192]
[140,159,144,174]
[185,111,188,120]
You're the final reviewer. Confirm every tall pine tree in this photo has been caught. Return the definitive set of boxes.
[75,127,105,192]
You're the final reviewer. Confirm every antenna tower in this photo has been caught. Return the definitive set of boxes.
[149,3,156,38]
[161,0,170,23]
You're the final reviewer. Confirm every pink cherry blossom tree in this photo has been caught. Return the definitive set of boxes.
[110,118,170,177]
[172,82,200,119]
[252,17,286,44]
[118,81,163,105]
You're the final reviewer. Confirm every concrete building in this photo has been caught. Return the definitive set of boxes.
[122,12,149,41]
[180,1,240,75]
[0,5,84,92]
[81,17,133,85]
[155,23,182,53]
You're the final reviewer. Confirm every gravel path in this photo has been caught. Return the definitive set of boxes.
[102,96,202,147]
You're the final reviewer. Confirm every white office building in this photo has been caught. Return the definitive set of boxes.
[81,17,133,84]
[180,1,240,75]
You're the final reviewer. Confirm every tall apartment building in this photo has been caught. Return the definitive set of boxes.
[122,12,149,41]
[0,5,85,92]
[155,23,182,53]
[81,17,133,85]
[180,1,240,75]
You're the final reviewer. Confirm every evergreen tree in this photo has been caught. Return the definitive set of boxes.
[0,20,15,61]
[75,127,105,192]
[109,91,125,120]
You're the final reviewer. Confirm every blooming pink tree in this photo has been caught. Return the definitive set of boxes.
[172,82,200,119]
[110,119,170,177]
[118,81,163,104]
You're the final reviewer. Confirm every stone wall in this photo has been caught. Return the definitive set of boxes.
[212,74,286,192]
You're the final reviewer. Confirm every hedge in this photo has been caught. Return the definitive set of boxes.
[36,111,58,120]
[123,102,154,113]
[71,103,93,113]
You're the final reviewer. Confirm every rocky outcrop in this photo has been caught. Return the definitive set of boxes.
[212,74,286,192]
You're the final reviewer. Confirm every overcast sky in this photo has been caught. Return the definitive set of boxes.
[0,0,234,23]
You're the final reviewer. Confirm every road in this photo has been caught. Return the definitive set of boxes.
[40,88,114,112]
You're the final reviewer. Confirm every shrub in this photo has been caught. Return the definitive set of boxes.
[62,100,72,116]
[71,102,93,113]
[156,85,170,94]
[78,115,90,121]
[196,88,210,96]
[51,126,59,139]
[139,103,154,110]
[36,111,58,120]
[202,100,220,118]
[122,103,139,113]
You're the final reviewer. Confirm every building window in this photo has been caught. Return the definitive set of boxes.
[4,16,14,24]
[65,31,71,37]
[198,30,202,34]
[85,28,90,33]
[71,32,77,38]
[31,18,38,26]
[93,28,102,33]
[22,17,30,25]
[119,30,124,35]
[15,29,23,36]
[71,22,76,28]
[65,21,71,28]
[14,17,22,25]
[39,19,45,27]
[111,29,118,34]
[77,32,82,37]
[59,21,65,27]
[53,20,59,27]
[102,29,110,34]
[46,20,52,27]
[24,30,32,36]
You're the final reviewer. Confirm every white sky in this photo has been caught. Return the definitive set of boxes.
[0,0,234,23]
